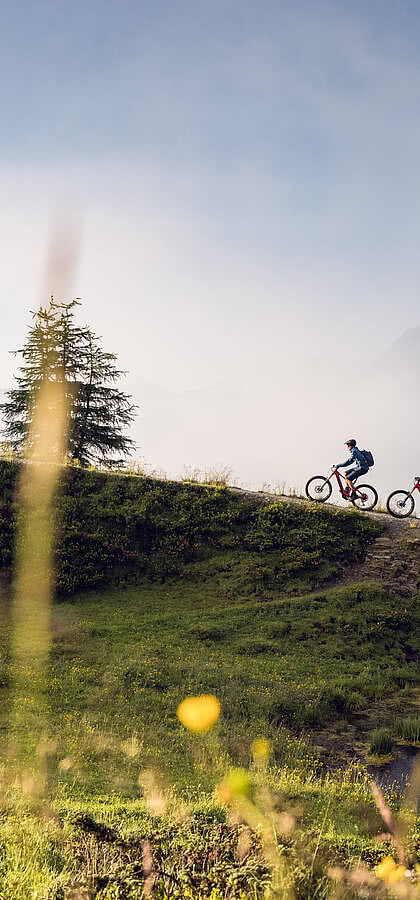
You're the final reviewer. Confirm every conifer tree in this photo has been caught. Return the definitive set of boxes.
[1,304,59,452]
[1,299,136,467]
[71,329,136,467]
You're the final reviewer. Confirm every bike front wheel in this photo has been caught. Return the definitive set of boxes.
[351,484,378,511]
[305,476,332,503]
[386,490,415,518]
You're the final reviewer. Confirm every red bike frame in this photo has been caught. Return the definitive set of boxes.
[306,465,377,510]
[325,467,362,500]
[407,477,420,497]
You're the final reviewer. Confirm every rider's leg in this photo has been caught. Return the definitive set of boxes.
[348,466,368,498]
[344,468,357,494]
[349,474,358,498]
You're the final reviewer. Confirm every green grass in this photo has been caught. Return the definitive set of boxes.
[395,715,420,744]
[0,769,401,899]
[0,481,416,897]
[0,560,417,895]
[368,729,393,757]
[3,554,418,799]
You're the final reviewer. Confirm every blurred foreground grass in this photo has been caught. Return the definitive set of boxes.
[0,768,406,899]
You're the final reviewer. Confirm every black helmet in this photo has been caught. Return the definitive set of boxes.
[345,438,356,448]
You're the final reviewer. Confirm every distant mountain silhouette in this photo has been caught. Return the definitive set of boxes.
[380,326,420,373]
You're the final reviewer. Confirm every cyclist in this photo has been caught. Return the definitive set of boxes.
[336,439,369,498]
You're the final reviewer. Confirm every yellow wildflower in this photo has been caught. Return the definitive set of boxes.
[375,856,405,883]
[216,768,252,803]
[177,694,220,733]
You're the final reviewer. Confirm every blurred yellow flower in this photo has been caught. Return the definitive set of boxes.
[375,856,405,884]
[252,737,271,761]
[387,867,406,884]
[216,768,252,803]
[177,694,220,733]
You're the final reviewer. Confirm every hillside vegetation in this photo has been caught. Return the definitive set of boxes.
[0,460,382,594]
[1,463,420,898]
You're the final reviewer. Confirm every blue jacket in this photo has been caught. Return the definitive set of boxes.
[338,447,366,468]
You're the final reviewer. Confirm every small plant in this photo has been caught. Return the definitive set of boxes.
[369,728,393,756]
[123,457,167,479]
[394,715,420,744]
[260,480,303,498]
[182,465,202,483]
[182,464,234,487]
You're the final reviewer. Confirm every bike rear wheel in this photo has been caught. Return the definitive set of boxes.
[305,476,332,503]
[351,484,378,511]
[386,490,415,518]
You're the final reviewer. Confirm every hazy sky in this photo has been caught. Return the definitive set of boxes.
[1,1,420,493]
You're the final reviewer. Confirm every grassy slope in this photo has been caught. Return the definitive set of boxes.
[1,473,419,897]
[4,551,420,897]
[45,562,420,794]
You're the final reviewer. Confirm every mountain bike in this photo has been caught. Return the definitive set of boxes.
[305,466,378,511]
[386,476,420,518]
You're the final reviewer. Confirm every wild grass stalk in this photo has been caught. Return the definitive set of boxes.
[10,379,69,795]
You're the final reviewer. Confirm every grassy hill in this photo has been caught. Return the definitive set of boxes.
[0,459,387,591]
[1,463,420,897]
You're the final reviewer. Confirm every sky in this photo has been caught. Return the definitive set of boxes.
[1,0,420,497]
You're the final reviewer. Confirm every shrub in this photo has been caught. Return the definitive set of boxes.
[317,687,350,716]
[369,728,393,756]
[346,690,366,711]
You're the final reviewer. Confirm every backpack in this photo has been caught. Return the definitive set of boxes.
[361,449,374,468]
